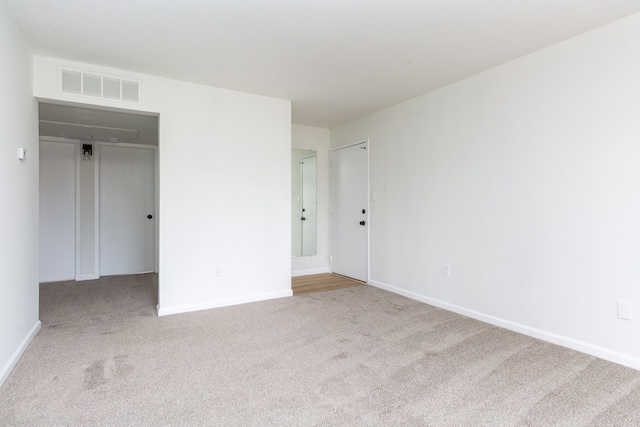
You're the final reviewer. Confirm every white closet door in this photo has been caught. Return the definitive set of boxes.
[99,145,155,276]
[330,142,368,282]
[39,141,76,282]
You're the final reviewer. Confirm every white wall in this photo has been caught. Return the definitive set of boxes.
[331,13,640,369]
[33,56,292,315]
[291,125,330,276]
[0,3,40,387]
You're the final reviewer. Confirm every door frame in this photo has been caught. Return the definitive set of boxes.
[95,141,159,276]
[329,138,370,282]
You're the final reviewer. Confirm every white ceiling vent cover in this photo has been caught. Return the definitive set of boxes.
[59,68,140,103]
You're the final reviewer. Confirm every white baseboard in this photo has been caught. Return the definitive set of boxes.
[292,267,330,277]
[157,289,293,316]
[0,320,41,388]
[368,279,640,371]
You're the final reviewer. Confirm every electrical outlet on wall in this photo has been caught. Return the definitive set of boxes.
[617,302,632,320]
[214,264,223,277]
[442,264,451,278]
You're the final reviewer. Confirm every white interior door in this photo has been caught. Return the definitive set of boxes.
[99,145,155,276]
[331,141,368,282]
[301,154,317,256]
[39,141,76,282]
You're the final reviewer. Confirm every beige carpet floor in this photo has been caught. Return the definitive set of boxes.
[1,273,639,426]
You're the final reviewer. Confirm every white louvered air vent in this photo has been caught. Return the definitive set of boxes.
[61,70,81,94]
[121,80,139,103]
[102,77,121,100]
[60,68,140,103]
[83,73,102,97]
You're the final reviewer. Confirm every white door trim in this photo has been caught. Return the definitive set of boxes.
[330,138,370,282]
[332,138,370,152]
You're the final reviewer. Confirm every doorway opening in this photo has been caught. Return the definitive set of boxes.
[38,101,160,314]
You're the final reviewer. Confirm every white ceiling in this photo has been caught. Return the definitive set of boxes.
[4,0,640,128]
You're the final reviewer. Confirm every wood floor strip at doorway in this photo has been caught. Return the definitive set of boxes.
[292,273,364,295]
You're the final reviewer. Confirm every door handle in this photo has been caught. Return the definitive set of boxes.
[147,215,153,219]
[301,217,306,221]
[359,221,366,226]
